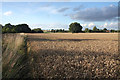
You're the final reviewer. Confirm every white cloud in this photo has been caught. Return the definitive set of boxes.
[81,23,87,27]
[109,4,115,7]
[88,23,95,27]
[3,11,12,16]
[99,22,118,29]
[103,22,108,27]
[30,23,68,30]
[109,22,118,28]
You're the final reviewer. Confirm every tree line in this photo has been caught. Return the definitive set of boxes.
[84,26,119,33]
[51,22,119,33]
[0,22,119,33]
[69,22,119,33]
[1,23,43,33]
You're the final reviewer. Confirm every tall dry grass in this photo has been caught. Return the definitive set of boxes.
[2,33,30,78]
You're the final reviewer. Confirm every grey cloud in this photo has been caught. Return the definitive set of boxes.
[57,7,69,12]
[69,4,118,22]
[73,5,85,11]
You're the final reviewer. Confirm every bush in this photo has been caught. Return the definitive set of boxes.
[51,29,66,33]
[32,28,43,33]
[84,28,89,33]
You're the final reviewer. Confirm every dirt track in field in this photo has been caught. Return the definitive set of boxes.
[26,33,119,78]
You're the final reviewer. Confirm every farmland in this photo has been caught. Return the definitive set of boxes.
[26,33,119,78]
[2,33,120,79]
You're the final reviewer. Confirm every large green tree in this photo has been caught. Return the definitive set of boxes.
[69,22,83,33]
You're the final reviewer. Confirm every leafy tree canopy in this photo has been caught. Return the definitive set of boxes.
[69,22,83,33]
[2,23,31,33]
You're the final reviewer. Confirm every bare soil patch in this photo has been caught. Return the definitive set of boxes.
[26,33,119,78]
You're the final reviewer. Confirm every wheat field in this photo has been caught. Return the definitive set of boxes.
[26,33,119,78]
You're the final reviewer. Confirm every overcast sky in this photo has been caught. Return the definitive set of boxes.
[2,2,118,30]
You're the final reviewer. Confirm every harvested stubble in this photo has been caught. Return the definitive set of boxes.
[26,33,120,79]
